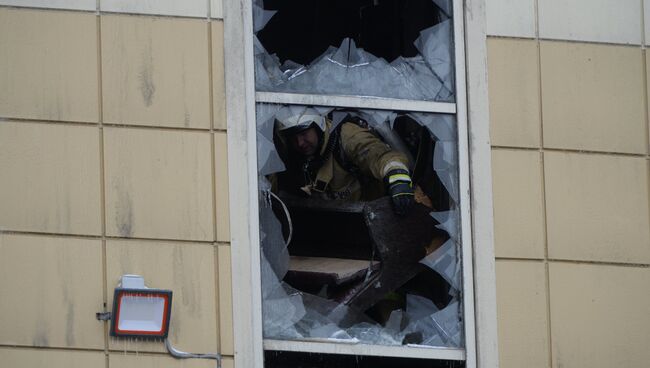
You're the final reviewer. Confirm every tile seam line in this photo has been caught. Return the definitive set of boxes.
[643,0,650,262]
[104,236,216,244]
[214,244,222,353]
[492,145,648,158]
[497,256,650,268]
[0,346,228,360]
[536,0,555,360]
[0,343,230,357]
[494,257,545,263]
[209,20,218,243]
[101,123,213,133]
[0,117,222,132]
[99,10,213,20]
[539,37,643,47]
[0,230,217,244]
[0,117,100,126]
[486,34,645,48]
[486,35,539,41]
[208,19,223,354]
[0,5,95,13]
[0,5,224,20]
[541,148,648,158]
[548,259,650,268]
[0,345,107,353]
[646,159,650,262]
[490,145,539,152]
[95,12,110,365]
[0,230,103,240]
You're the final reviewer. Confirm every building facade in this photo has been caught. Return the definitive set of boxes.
[0,0,649,367]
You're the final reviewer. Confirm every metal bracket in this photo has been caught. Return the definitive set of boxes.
[96,312,112,321]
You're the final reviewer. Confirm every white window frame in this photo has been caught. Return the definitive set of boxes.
[223,0,498,366]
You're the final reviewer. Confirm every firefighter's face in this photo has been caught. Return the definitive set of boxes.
[290,127,319,156]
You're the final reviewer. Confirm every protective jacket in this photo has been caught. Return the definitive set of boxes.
[277,120,409,201]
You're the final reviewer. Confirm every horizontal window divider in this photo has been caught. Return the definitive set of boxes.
[263,339,466,361]
[255,92,457,114]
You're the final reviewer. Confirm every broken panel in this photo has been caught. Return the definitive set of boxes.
[253,0,455,102]
[257,103,463,348]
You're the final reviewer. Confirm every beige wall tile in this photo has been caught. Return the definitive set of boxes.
[106,240,218,353]
[222,357,234,368]
[492,149,545,259]
[215,133,231,242]
[488,38,541,148]
[101,0,207,17]
[539,0,642,44]
[0,0,95,10]
[549,262,650,368]
[0,234,104,349]
[486,0,536,38]
[218,245,233,355]
[0,8,98,122]
[0,122,101,235]
[102,15,210,129]
[544,151,650,263]
[0,348,105,368]
[110,354,216,367]
[541,42,646,154]
[104,127,214,241]
[496,260,550,368]
[212,21,227,130]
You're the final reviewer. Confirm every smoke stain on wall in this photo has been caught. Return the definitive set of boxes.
[65,303,75,347]
[138,39,155,107]
[58,248,75,347]
[33,293,50,347]
[32,333,49,348]
[32,317,49,348]
[172,246,199,316]
[114,185,134,237]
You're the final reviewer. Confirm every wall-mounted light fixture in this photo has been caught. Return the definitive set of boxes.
[109,275,173,339]
[95,274,220,366]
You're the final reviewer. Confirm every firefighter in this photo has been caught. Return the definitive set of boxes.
[273,108,415,216]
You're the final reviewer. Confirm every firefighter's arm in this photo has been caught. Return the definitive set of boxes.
[340,123,414,215]
[339,123,409,179]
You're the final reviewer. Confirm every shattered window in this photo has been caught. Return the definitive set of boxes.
[258,105,463,347]
[254,0,455,102]
[253,0,467,360]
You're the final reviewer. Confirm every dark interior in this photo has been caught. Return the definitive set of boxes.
[288,206,373,260]
[256,0,447,65]
[264,351,465,368]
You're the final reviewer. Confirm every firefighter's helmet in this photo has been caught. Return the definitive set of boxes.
[275,106,326,136]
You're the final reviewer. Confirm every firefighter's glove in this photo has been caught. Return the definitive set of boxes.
[385,169,415,216]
